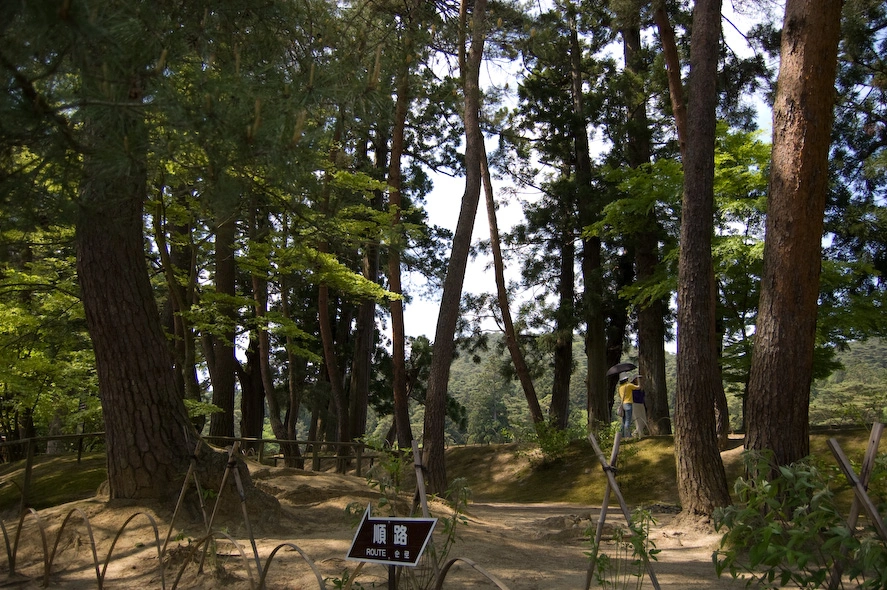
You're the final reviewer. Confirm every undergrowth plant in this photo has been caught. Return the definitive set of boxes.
[714,450,887,589]
[517,421,586,465]
[587,507,659,589]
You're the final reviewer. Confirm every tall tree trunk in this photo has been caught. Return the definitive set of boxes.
[550,220,576,430]
[623,24,672,435]
[76,102,194,499]
[746,0,842,467]
[350,132,386,443]
[480,150,545,425]
[318,283,349,447]
[674,0,731,517]
[208,181,238,439]
[152,189,201,416]
[568,10,609,430]
[318,120,350,461]
[654,3,688,161]
[387,61,414,449]
[279,262,304,467]
[605,252,634,417]
[384,0,419,449]
[423,0,487,495]
[238,334,266,450]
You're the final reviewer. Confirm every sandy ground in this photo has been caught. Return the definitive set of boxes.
[0,463,748,589]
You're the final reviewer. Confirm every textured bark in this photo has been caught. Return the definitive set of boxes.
[76,107,195,499]
[654,3,688,160]
[423,0,487,495]
[746,0,842,466]
[674,0,731,517]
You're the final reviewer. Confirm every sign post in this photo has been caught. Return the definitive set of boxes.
[346,505,437,589]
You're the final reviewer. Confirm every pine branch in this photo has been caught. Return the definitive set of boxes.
[0,50,82,151]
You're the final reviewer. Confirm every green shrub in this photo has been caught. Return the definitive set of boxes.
[714,450,887,589]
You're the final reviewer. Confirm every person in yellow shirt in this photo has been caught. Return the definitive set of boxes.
[617,375,640,437]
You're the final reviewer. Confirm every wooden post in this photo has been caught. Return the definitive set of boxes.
[585,432,622,590]
[827,423,883,589]
[586,432,661,590]
[20,439,34,515]
[355,444,364,477]
[828,434,887,542]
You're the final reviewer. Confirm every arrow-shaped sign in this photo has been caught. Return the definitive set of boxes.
[346,505,437,567]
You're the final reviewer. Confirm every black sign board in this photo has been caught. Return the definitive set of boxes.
[346,505,437,567]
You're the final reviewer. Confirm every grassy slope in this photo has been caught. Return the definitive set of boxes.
[447,429,873,508]
[0,453,107,514]
[0,429,874,513]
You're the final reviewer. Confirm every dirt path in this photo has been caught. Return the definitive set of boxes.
[1,471,750,589]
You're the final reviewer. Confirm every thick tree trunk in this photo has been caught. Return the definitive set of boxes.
[423,0,487,495]
[674,0,731,517]
[77,120,194,499]
[746,0,842,466]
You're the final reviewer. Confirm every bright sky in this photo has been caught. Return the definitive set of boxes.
[400,2,779,343]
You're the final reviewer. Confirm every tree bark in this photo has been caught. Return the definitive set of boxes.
[569,11,609,430]
[76,94,195,499]
[423,0,487,495]
[481,150,545,425]
[674,0,731,517]
[746,0,842,467]
[208,181,238,439]
[622,23,672,435]
[654,3,688,161]
[550,220,576,430]
[386,1,420,450]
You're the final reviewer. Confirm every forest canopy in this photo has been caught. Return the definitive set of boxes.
[0,0,884,506]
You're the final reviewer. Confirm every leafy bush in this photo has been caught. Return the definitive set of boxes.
[714,450,887,589]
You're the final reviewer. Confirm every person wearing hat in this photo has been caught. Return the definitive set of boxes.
[617,374,640,437]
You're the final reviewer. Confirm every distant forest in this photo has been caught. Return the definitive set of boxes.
[373,335,887,445]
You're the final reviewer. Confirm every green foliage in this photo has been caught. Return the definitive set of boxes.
[714,450,887,589]
[521,420,584,465]
[587,507,660,590]
[183,399,223,420]
[0,225,98,440]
